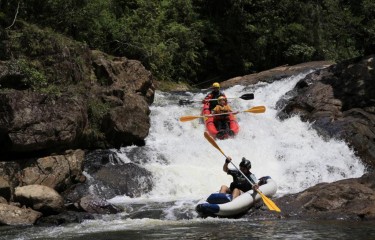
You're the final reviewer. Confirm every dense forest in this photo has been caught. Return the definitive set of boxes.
[1,0,374,86]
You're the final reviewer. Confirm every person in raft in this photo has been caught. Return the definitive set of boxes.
[219,156,259,199]
[203,82,226,110]
[212,96,233,132]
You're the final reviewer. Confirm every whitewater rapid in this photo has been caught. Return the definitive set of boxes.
[113,72,365,203]
[2,72,368,240]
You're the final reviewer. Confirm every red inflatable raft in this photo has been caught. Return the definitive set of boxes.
[202,101,239,139]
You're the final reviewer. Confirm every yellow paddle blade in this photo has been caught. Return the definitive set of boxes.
[179,115,204,122]
[257,190,281,212]
[244,106,266,113]
[204,132,227,157]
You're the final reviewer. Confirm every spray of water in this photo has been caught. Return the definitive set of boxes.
[114,73,365,202]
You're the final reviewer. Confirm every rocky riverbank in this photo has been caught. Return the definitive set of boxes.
[0,22,155,225]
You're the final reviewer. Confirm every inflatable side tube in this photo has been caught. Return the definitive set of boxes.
[206,193,232,204]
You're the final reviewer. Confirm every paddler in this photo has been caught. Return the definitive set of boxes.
[219,157,259,199]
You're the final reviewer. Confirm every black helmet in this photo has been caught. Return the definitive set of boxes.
[240,157,251,169]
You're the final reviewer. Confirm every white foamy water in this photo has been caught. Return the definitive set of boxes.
[113,73,365,202]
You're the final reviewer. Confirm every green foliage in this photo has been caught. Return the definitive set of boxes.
[284,44,316,64]
[107,0,205,83]
[16,59,61,95]
[17,59,48,89]
[2,0,372,85]
[87,99,110,130]
[85,98,110,146]
[38,85,62,96]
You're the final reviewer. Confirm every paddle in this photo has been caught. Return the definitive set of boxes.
[179,106,266,122]
[203,131,281,212]
[179,93,254,105]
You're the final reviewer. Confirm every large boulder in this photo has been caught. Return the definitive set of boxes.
[0,203,42,225]
[62,150,154,202]
[0,91,87,153]
[91,50,154,104]
[20,149,85,192]
[89,50,154,147]
[93,163,154,198]
[279,55,375,169]
[15,185,64,215]
[247,172,375,221]
[75,195,120,214]
[0,22,155,156]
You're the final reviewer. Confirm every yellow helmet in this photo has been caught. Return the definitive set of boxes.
[212,82,220,88]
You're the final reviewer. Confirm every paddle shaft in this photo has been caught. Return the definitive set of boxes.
[179,112,234,122]
[179,106,265,122]
[229,160,279,211]
[207,93,254,102]
[204,131,281,212]
[196,107,264,117]
[229,160,257,188]
[184,97,243,103]
[204,111,239,117]
[179,93,254,105]
[206,97,237,102]
[204,132,256,187]
[207,106,265,117]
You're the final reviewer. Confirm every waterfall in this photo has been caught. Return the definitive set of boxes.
[112,72,365,202]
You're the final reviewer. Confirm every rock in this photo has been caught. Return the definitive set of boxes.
[63,160,154,201]
[0,90,87,153]
[20,149,85,192]
[15,185,64,215]
[221,61,334,88]
[93,163,153,198]
[299,172,375,220]
[0,196,7,204]
[0,203,42,225]
[246,173,375,221]
[279,55,375,169]
[61,151,154,207]
[91,50,155,104]
[36,211,94,226]
[91,51,154,147]
[0,23,155,157]
[77,195,120,214]
[102,95,150,147]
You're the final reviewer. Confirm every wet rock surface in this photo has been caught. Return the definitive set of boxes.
[278,55,375,169]
[246,172,375,221]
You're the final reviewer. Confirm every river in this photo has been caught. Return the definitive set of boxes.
[1,72,373,239]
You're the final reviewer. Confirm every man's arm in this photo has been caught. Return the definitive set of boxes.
[249,174,259,190]
[203,93,213,103]
[212,105,218,114]
[223,156,232,172]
